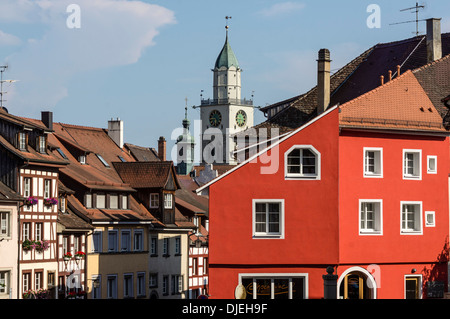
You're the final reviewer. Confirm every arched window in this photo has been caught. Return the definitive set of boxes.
[285,145,320,179]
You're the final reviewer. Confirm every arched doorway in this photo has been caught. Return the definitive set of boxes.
[337,267,377,299]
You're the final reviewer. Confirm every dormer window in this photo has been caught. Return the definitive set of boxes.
[18,132,27,151]
[38,136,47,153]
[79,155,86,164]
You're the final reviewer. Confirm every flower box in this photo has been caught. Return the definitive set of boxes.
[24,196,38,206]
[44,197,58,206]
[63,252,73,260]
[75,251,86,259]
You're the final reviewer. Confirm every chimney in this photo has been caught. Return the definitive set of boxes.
[41,111,53,130]
[426,18,442,63]
[108,118,124,149]
[158,136,166,161]
[317,48,331,114]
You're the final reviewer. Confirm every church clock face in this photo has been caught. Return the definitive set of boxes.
[235,110,247,127]
[209,110,222,127]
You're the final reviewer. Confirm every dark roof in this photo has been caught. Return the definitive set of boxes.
[0,181,23,202]
[124,143,160,162]
[259,33,450,131]
[113,161,180,189]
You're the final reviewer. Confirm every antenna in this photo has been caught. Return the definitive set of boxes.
[389,2,426,36]
[0,65,17,109]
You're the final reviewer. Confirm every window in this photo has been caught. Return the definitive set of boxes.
[359,200,382,235]
[163,238,169,256]
[118,156,126,162]
[149,273,158,288]
[427,156,437,174]
[96,194,106,209]
[253,200,284,238]
[121,195,128,209]
[35,272,43,290]
[364,148,383,177]
[44,179,51,198]
[162,276,169,295]
[73,236,80,254]
[0,212,10,237]
[92,231,102,253]
[57,148,68,159]
[91,275,101,299]
[22,273,31,294]
[38,136,46,153]
[96,154,110,168]
[0,271,10,295]
[150,193,159,208]
[175,237,181,255]
[150,237,158,256]
[109,194,118,209]
[134,230,143,252]
[23,178,31,197]
[108,230,118,252]
[121,230,131,252]
[239,274,306,299]
[425,211,435,227]
[18,132,27,151]
[405,276,422,299]
[192,258,198,276]
[123,274,133,298]
[62,236,69,255]
[137,272,146,297]
[285,145,320,179]
[401,202,422,234]
[85,193,92,208]
[35,223,43,241]
[22,223,30,241]
[78,155,86,164]
[107,275,117,299]
[403,150,421,180]
[60,196,66,213]
[164,193,173,209]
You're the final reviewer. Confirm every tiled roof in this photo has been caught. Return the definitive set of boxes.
[0,181,23,201]
[113,161,180,189]
[259,33,450,131]
[124,143,160,162]
[339,70,446,133]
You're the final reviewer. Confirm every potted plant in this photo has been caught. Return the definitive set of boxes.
[24,196,38,206]
[44,197,58,206]
[63,252,72,261]
[74,251,85,259]
[67,291,77,299]
[77,290,86,299]
[23,290,36,299]
[22,239,32,251]
[35,288,49,299]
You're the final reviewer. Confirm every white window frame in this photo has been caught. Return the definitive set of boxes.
[164,193,173,209]
[0,211,10,238]
[0,271,10,295]
[96,193,106,209]
[23,178,31,198]
[425,211,435,227]
[284,145,321,180]
[44,179,51,199]
[400,201,423,235]
[427,156,437,174]
[363,147,383,178]
[359,199,383,235]
[150,193,159,208]
[252,199,285,239]
[403,149,422,180]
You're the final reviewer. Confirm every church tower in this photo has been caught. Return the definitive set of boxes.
[176,100,195,175]
[199,18,254,165]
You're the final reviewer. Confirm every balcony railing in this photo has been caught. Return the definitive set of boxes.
[201,98,253,106]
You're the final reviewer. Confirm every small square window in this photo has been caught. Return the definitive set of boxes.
[427,156,437,174]
[425,211,435,227]
[364,148,383,177]
[150,194,159,208]
[253,200,284,238]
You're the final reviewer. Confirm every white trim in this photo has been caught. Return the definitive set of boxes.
[404,274,423,299]
[337,266,377,299]
[238,273,309,299]
[284,145,321,180]
[425,211,435,227]
[427,155,437,174]
[363,147,383,178]
[252,199,285,239]
[402,149,422,180]
[358,199,383,235]
[196,104,339,194]
[400,201,423,235]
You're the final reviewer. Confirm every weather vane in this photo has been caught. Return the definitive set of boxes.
[225,16,232,30]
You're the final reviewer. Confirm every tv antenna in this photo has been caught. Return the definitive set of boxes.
[389,2,425,36]
[0,65,18,109]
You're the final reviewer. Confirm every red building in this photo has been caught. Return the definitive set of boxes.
[197,59,450,299]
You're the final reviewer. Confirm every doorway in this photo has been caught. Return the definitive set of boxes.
[338,267,376,299]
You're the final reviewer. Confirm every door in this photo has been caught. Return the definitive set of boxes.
[340,272,372,299]
[405,277,420,299]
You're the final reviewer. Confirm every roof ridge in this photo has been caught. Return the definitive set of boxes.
[57,122,105,131]
[412,53,450,73]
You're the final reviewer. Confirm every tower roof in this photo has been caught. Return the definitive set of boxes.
[214,32,239,69]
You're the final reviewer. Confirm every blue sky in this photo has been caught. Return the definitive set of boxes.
[0,0,449,159]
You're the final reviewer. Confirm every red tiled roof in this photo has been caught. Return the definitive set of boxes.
[339,70,446,133]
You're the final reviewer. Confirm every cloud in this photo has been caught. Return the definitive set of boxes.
[257,2,305,17]
[0,0,176,113]
[0,30,22,46]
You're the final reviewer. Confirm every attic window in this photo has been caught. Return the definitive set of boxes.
[118,156,126,162]
[38,136,47,153]
[78,155,86,164]
[57,148,68,159]
[18,132,27,151]
[96,154,110,167]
